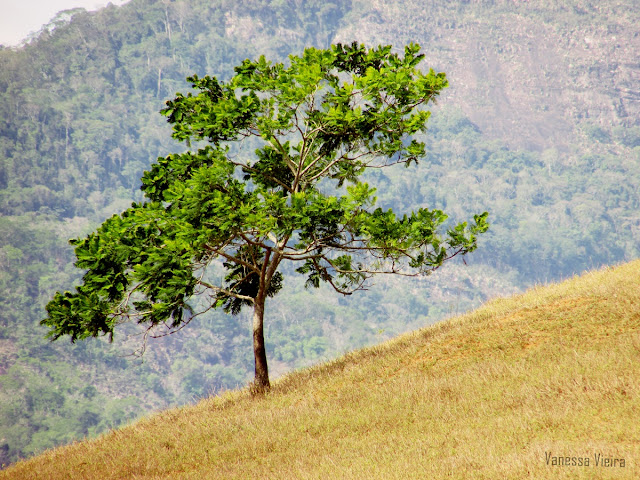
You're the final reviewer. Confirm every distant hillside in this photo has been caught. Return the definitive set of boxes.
[1,0,640,468]
[342,0,640,152]
[2,260,638,479]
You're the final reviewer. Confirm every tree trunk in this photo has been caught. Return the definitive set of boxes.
[251,295,270,393]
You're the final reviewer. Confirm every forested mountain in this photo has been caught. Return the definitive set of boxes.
[1,0,638,467]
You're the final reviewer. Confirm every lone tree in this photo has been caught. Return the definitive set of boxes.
[43,43,488,392]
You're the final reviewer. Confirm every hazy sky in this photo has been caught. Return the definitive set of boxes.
[0,0,131,46]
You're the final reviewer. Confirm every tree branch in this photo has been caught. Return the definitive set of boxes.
[199,279,256,303]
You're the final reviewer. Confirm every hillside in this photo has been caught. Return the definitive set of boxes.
[346,0,640,152]
[2,0,640,467]
[2,260,638,479]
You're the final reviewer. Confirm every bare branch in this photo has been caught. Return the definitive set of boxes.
[198,279,256,303]
[206,245,261,274]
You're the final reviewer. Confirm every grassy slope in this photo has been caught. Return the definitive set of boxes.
[3,260,639,479]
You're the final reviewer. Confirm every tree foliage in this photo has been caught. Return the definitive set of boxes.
[42,42,488,390]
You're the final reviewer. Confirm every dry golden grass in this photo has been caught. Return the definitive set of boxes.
[3,260,640,479]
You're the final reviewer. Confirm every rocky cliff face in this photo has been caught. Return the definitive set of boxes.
[335,0,640,152]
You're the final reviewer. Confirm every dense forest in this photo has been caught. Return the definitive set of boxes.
[1,0,639,467]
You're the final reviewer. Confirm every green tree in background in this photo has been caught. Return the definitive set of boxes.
[42,43,488,392]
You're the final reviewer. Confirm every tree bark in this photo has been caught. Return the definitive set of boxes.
[251,295,270,393]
